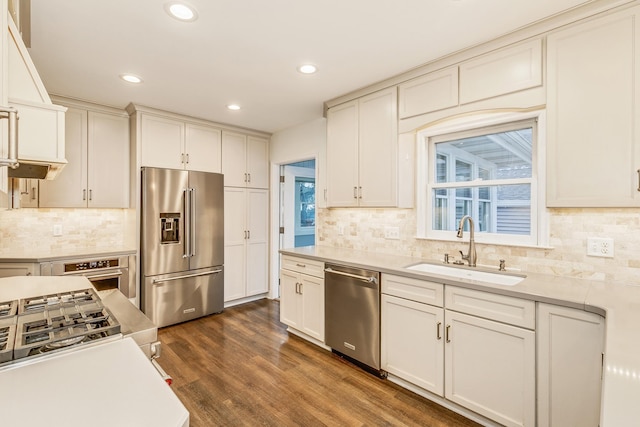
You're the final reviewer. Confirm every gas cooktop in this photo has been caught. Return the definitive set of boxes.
[0,288,121,365]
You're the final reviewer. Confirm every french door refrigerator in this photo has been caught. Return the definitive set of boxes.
[141,167,224,328]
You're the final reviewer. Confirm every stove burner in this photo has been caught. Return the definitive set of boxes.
[19,289,99,314]
[0,300,17,319]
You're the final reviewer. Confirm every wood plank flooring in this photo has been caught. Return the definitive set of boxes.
[158,299,481,427]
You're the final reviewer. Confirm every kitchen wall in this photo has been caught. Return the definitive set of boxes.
[0,208,136,256]
[317,207,640,285]
[271,118,640,286]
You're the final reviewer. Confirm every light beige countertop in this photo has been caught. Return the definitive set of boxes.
[281,245,640,426]
[0,247,136,263]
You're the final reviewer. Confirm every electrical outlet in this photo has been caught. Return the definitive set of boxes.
[384,226,400,240]
[587,237,614,258]
[53,224,62,236]
[337,225,344,235]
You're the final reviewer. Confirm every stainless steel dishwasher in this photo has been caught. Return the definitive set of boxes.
[325,263,382,373]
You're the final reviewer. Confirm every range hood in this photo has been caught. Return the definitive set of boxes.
[2,13,67,180]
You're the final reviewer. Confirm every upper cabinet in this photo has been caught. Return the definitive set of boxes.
[546,6,640,207]
[326,87,398,207]
[39,101,129,208]
[459,39,543,105]
[221,131,269,189]
[398,66,458,119]
[6,15,66,178]
[137,112,221,173]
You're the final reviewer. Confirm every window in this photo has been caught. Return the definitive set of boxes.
[417,111,547,247]
[295,177,316,234]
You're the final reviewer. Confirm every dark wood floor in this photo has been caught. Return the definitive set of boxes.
[158,299,481,427]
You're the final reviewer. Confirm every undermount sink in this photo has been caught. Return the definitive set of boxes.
[405,263,526,286]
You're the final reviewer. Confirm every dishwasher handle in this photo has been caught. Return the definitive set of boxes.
[324,267,378,285]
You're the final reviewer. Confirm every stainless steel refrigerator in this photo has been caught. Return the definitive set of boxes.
[141,167,224,328]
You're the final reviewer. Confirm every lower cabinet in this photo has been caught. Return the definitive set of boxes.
[537,303,605,427]
[381,274,536,427]
[279,255,325,342]
[444,310,535,427]
[0,262,38,277]
[381,294,444,394]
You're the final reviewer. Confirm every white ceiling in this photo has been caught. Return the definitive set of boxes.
[28,0,592,134]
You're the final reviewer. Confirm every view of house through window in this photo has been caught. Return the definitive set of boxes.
[424,117,538,244]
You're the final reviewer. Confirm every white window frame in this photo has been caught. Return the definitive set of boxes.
[416,110,549,247]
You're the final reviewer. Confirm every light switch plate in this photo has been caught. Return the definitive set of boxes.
[587,237,614,258]
[53,224,62,236]
[384,226,400,240]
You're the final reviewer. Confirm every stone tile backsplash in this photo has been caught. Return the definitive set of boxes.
[0,208,136,255]
[317,207,640,285]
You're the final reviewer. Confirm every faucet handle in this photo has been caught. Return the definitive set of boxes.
[499,259,506,271]
[459,250,468,260]
[444,253,450,264]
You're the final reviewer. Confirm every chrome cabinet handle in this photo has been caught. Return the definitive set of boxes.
[358,186,362,199]
[446,325,451,343]
[437,322,442,340]
[83,189,86,201]
[298,282,302,294]
[353,186,357,199]
[0,107,19,168]
[247,230,250,239]
[637,169,640,192]
[296,263,306,268]
[244,173,248,183]
[31,186,37,200]
[247,173,251,183]
[89,189,92,201]
[186,153,190,164]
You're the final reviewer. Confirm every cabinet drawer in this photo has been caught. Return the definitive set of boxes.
[281,255,324,278]
[445,286,535,329]
[382,274,443,307]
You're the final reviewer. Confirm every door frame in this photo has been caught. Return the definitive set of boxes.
[269,155,318,300]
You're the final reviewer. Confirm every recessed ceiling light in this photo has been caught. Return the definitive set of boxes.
[227,104,241,111]
[165,2,198,21]
[298,64,318,74]
[120,74,143,84]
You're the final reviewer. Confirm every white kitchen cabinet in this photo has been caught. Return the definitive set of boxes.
[459,38,542,105]
[537,303,604,427]
[398,66,459,119]
[223,187,268,302]
[280,255,325,342]
[0,262,38,277]
[12,178,38,208]
[139,113,221,173]
[546,6,640,207]
[444,309,535,427]
[39,105,129,208]
[221,131,268,189]
[326,87,398,207]
[381,274,535,427]
[381,294,444,394]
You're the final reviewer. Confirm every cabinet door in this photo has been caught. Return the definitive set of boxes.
[246,136,269,189]
[87,111,129,208]
[381,294,444,395]
[358,87,398,207]
[0,262,37,277]
[547,7,640,206]
[223,187,246,302]
[140,114,185,170]
[398,67,458,119]
[39,107,87,208]
[445,310,535,427]
[185,123,221,173]
[326,100,359,207]
[300,274,324,341]
[246,189,268,296]
[279,269,301,329]
[537,304,604,427]
[221,131,247,187]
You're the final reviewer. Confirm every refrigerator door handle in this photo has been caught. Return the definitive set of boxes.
[190,187,196,257]
[183,188,190,259]
[152,269,223,284]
